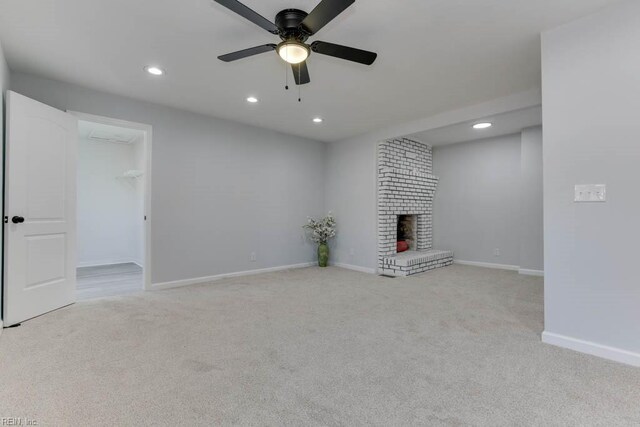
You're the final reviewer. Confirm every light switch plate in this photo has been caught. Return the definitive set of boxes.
[574,184,606,202]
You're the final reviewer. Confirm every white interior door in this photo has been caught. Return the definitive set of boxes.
[3,91,78,326]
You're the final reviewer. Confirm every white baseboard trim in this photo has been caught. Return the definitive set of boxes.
[518,268,544,277]
[542,331,640,367]
[77,259,142,268]
[454,259,519,271]
[151,262,316,290]
[331,262,376,274]
[454,260,544,276]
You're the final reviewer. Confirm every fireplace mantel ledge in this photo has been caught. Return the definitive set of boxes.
[379,167,438,179]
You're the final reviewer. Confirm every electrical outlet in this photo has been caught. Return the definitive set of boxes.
[250,252,257,262]
[494,248,500,257]
[574,184,606,202]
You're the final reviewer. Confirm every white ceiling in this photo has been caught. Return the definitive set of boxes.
[408,106,542,146]
[0,0,619,142]
[78,120,145,144]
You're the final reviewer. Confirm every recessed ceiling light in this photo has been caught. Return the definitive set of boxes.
[144,66,165,76]
[473,122,492,129]
[246,96,259,103]
[313,117,323,123]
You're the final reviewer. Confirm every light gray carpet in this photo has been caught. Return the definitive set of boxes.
[1,265,639,426]
[76,263,143,300]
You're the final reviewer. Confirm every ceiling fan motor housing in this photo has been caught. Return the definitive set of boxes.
[275,9,310,41]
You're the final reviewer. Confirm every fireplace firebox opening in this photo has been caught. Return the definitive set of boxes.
[397,214,417,253]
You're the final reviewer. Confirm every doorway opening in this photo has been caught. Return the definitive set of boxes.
[71,112,152,300]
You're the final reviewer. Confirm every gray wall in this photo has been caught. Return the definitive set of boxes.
[324,137,377,271]
[10,72,326,285]
[519,127,544,271]
[432,129,544,271]
[542,0,640,358]
[433,134,523,267]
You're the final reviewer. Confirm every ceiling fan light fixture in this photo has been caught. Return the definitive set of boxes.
[277,41,309,64]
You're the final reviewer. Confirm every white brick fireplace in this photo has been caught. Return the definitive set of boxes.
[378,138,453,276]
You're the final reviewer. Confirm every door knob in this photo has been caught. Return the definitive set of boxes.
[11,216,25,224]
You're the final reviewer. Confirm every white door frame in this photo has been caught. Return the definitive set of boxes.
[69,111,153,291]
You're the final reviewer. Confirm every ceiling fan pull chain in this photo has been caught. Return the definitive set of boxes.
[287,49,290,90]
[298,66,302,102]
[285,61,289,90]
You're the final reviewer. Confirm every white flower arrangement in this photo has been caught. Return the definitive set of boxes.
[303,212,337,244]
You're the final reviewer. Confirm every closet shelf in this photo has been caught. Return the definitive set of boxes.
[118,169,144,179]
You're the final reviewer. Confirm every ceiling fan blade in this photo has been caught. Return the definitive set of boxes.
[218,44,276,62]
[299,0,355,35]
[213,0,279,34]
[292,62,311,85]
[311,41,377,65]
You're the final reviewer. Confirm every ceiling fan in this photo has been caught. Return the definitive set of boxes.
[214,0,377,86]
